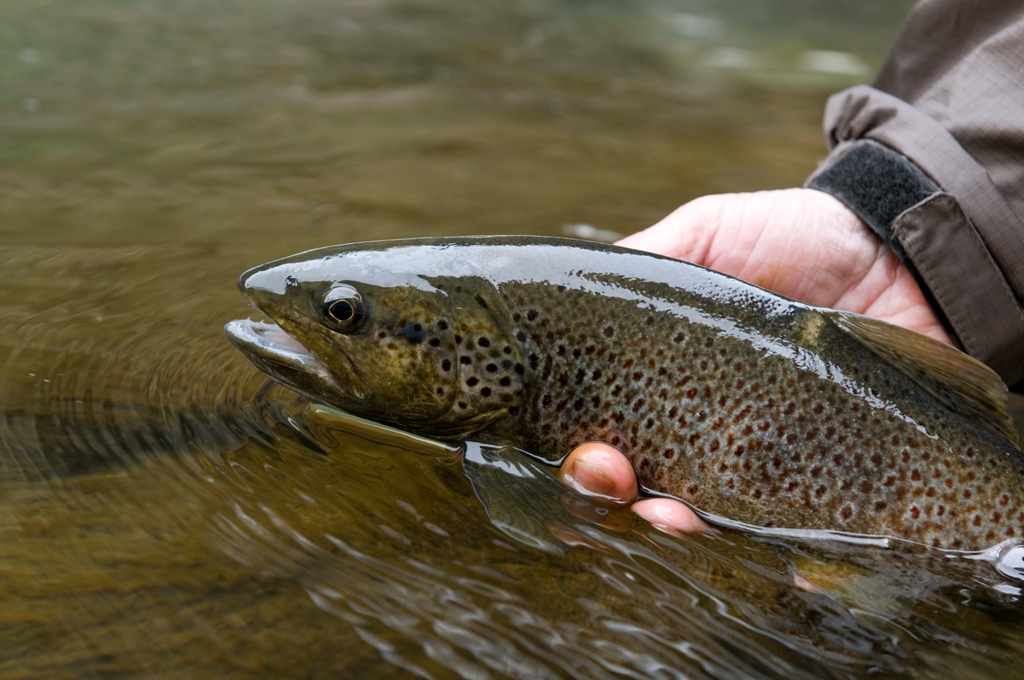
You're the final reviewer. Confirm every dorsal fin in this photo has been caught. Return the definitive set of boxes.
[826,310,1018,448]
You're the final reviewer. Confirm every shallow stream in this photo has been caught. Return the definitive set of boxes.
[3,1,1024,677]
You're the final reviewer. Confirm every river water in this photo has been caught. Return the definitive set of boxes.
[3,1,1024,677]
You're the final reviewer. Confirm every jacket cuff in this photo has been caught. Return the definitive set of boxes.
[806,87,1024,386]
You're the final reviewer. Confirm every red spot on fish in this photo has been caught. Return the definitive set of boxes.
[909,506,920,520]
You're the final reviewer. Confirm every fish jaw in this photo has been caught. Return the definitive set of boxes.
[224,318,366,403]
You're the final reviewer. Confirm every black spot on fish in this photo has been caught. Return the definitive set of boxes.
[474,295,489,309]
[460,356,472,365]
[441,359,451,371]
[478,337,491,348]
[437,320,448,330]
[499,376,511,386]
[455,334,463,344]
[604,326,614,337]
[529,354,539,370]
[429,338,441,347]
[516,331,527,342]
[515,363,525,375]
[467,377,479,386]
[486,364,498,373]
[527,310,539,321]
[508,406,519,415]
[481,387,492,397]
[458,401,468,409]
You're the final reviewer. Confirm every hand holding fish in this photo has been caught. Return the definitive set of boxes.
[619,188,952,345]
[559,189,958,536]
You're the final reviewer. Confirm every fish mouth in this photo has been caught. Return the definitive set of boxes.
[224,318,361,401]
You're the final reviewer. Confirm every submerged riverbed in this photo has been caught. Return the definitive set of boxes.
[4,0,1024,677]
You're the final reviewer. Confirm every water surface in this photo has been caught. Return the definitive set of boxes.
[5,1,1024,678]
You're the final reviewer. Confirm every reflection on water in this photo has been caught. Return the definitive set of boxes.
[4,0,1024,678]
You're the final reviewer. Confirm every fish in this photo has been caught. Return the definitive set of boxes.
[224,236,1024,551]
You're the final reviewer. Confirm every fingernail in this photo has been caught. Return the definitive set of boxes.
[570,458,616,497]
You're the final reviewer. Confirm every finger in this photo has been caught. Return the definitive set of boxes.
[632,498,709,536]
[616,195,728,263]
[558,442,638,506]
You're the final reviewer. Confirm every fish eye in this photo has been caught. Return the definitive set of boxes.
[322,285,364,331]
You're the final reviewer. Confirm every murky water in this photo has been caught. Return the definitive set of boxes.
[3,1,1024,677]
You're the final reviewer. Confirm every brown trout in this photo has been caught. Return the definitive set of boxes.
[224,236,1024,550]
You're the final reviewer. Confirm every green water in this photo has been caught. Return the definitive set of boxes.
[4,0,1024,677]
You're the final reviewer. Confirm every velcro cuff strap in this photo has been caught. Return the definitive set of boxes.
[806,140,939,261]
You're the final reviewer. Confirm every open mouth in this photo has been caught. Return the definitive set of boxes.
[224,318,355,397]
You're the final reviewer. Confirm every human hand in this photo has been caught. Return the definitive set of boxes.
[558,442,709,536]
[618,188,951,344]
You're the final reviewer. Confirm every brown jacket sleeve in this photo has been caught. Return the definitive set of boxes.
[804,0,1024,386]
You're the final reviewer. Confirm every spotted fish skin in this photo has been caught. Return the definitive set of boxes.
[482,280,1021,551]
[228,237,1024,551]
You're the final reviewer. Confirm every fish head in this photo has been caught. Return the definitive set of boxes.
[225,241,525,439]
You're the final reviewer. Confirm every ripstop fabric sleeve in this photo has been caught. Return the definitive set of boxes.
[804,0,1024,386]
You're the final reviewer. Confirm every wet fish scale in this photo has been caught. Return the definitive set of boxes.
[228,237,1024,551]
[481,281,1022,550]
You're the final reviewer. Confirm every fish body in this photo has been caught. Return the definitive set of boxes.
[225,236,1024,550]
